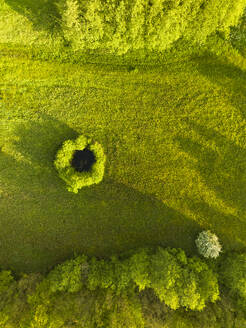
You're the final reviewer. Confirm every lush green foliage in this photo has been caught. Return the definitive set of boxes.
[55,0,246,54]
[195,230,222,258]
[149,247,219,310]
[0,272,42,328]
[219,252,246,311]
[0,249,245,327]
[47,247,219,311]
[0,270,14,293]
[129,250,151,292]
[27,285,145,328]
[46,255,88,293]
[140,289,246,328]
[54,135,106,193]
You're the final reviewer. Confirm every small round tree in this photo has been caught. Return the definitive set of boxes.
[54,135,106,193]
[195,230,222,259]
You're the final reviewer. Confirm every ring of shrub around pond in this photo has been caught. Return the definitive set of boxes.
[54,135,106,193]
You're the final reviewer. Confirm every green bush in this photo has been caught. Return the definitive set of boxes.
[219,252,246,311]
[129,249,151,291]
[101,289,145,328]
[87,257,116,291]
[54,135,106,193]
[0,272,41,328]
[149,248,219,310]
[195,230,222,259]
[46,255,88,293]
[87,256,132,294]
[0,271,14,293]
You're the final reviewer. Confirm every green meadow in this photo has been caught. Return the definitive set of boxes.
[1,0,246,275]
[1,1,246,327]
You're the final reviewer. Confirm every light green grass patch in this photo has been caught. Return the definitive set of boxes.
[0,0,246,273]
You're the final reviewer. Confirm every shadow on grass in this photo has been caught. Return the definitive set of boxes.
[174,121,246,249]
[0,114,200,273]
[230,24,246,59]
[5,0,62,33]
[194,53,246,119]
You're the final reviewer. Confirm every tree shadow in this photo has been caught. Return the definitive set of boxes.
[0,114,200,273]
[5,0,62,33]
[230,20,246,59]
[194,53,246,119]
[174,120,246,248]
[9,114,77,172]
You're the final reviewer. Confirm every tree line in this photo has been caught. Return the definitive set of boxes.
[0,246,245,327]
[55,0,246,54]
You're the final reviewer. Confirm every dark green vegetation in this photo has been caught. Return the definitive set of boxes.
[0,248,245,328]
[219,252,246,313]
[1,0,246,326]
[54,135,106,193]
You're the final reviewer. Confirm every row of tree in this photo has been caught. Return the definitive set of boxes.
[55,0,246,54]
[0,247,245,327]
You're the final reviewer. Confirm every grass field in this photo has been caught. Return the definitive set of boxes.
[1,0,246,274]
